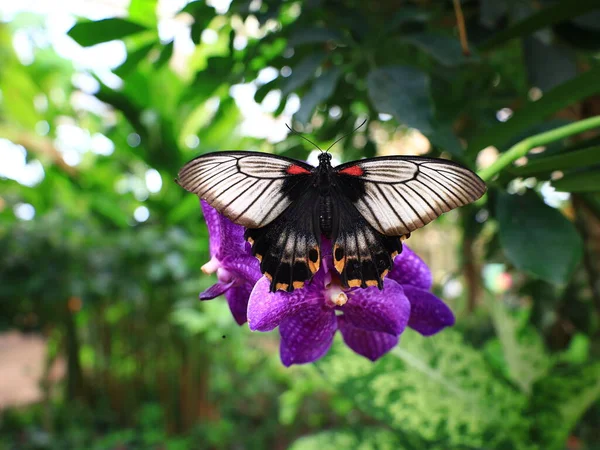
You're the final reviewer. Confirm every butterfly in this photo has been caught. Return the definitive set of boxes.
[177,150,486,292]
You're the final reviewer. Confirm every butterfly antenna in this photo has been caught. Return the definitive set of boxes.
[325,119,368,152]
[285,123,323,152]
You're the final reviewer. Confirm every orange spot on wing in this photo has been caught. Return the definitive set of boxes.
[287,164,311,175]
[339,165,364,176]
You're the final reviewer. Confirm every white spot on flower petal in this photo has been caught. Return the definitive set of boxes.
[201,256,220,274]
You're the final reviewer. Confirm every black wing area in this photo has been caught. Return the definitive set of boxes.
[329,184,404,289]
[245,187,321,292]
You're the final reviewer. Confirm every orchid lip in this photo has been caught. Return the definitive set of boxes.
[201,255,220,274]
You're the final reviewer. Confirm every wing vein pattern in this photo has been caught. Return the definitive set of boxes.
[334,156,486,236]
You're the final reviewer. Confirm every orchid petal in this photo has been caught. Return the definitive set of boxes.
[338,315,399,361]
[200,200,222,258]
[225,282,253,325]
[403,285,455,336]
[388,245,433,290]
[247,275,326,332]
[221,255,262,285]
[342,278,410,335]
[199,281,234,300]
[279,306,337,366]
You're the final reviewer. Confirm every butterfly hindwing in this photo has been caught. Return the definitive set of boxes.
[333,156,486,236]
[245,187,321,292]
[330,187,404,289]
[177,151,313,228]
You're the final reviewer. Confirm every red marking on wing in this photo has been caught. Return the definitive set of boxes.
[286,164,311,175]
[338,165,364,176]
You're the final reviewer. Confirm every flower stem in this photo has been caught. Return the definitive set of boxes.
[477,115,600,182]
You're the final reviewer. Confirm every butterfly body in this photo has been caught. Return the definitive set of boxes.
[178,150,486,293]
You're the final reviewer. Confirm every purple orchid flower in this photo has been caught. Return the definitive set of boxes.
[247,245,454,366]
[199,200,261,325]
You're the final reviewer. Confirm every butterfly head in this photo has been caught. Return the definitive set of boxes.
[318,152,332,165]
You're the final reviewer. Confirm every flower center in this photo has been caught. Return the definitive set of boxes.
[326,285,348,307]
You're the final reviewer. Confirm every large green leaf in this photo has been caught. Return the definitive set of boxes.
[289,428,407,450]
[479,0,600,50]
[317,330,531,449]
[294,67,342,125]
[67,18,148,47]
[496,191,583,285]
[367,66,434,134]
[511,146,600,177]
[530,362,600,450]
[552,170,600,193]
[467,66,600,154]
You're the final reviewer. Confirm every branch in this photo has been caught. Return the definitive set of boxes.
[477,115,600,182]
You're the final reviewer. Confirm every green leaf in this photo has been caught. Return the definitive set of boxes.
[280,53,326,97]
[496,191,583,285]
[156,41,174,68]
[254,78,279,103]
[523,37,577,92]
[90,196,130,228]
[489,300,551,394]
[113,42,156,77]
[129,0,158,27]
[479,0,600,50]
[512,146,600,177]
[294,67,342,125]
[184,1,216,45]
[67,18,148,47]
[287,28,345,47]
[317,331,530,449]
[367,66,434,134]
[404,33,479,67]
[467,66,600,154]
[530,362,600,450]
[552,170,600,193]
[289,428,407,450]
[0,64,42,129]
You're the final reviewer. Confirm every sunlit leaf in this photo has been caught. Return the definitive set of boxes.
[129,0,158,27]
[155,41,174,68]
[289,428,408,450]
[317,331,530,448]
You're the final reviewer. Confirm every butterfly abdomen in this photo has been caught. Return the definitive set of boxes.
[319,195,333,237]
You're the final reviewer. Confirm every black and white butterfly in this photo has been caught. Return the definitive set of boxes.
[177,150,486,292]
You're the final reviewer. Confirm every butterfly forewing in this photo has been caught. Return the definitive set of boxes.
[177,151,314,228]
[333,156,486,236]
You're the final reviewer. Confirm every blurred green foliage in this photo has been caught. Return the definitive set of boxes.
[1,0,600,449]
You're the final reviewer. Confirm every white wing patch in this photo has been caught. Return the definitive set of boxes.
[178,152,313,228]
[336,157,486,236]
